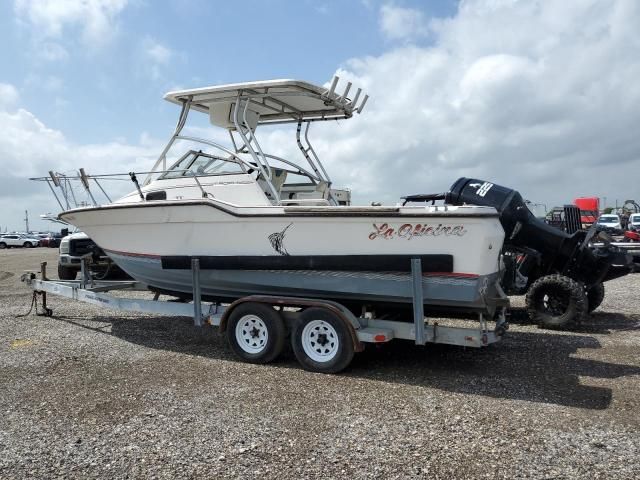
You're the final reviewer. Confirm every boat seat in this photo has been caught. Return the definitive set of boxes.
[255,167,288,203]
[270,168,287,193]
[315,181,329,198]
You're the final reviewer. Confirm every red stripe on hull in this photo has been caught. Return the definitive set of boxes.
[104,248,161,259]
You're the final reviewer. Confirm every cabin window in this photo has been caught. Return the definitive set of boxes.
[160,151,244,179]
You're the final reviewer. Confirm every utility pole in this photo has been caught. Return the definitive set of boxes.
[24,210,29,233]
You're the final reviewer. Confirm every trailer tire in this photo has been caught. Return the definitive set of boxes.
[292,307,355,374]
[226,303,286,364]
[0,242,6,249]
[586,282,605,313]
[526,274,587,329]
[57,264,77,280]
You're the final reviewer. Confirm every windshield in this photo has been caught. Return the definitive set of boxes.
[598,215,618,223]
[630,215,640,223]
[159,151,245,180]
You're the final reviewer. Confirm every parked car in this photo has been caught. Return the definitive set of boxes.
[0,234,41,249]
[596,214,623,234]
[37,233,51,247]
[47,233,64,248]
[629,213,640,232]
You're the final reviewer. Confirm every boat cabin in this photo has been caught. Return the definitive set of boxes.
[118,79,367,207]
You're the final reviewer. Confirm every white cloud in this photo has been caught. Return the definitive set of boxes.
[314,4,329,15]
[305,0,640,207]
[14,0,129,49]
[0,94,159,231]
[145,41,173,65]
[141,37,179,81]
[379,4,430,41]
[0,107,155,177]
[38,41,69,62]
[25,74,64,92]
[0,83,20,109]
[54,96,69,109]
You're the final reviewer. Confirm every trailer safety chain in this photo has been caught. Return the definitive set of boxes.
[91,260,112,281]
[16,291,53,318]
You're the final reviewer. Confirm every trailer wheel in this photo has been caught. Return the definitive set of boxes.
[526,274,587,329]
[292,307,355,374]
[586,282,605,313]
[57,264,77,280]
[0,242,6,249]
[226,303,285,364]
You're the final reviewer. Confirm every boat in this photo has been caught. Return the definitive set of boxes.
[57,78,507,316]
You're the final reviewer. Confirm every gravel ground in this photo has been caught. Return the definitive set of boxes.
[1,248,639,479]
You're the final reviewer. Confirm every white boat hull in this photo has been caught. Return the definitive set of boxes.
[60,200,506,313]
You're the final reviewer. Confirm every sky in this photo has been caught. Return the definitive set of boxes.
[1,0,639,231]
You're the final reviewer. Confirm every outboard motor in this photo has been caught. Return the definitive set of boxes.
[445,178,630,285]
[447,179,583,269]
[441,178,632,328]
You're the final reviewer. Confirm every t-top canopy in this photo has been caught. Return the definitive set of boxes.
[164,77,368,126]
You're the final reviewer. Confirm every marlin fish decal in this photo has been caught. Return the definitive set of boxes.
[268,223,293,256]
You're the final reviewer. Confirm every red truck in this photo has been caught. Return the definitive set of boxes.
[574,197,600,228]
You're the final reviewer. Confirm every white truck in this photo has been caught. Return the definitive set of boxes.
[596,214,623,234]
[58,232,125,280]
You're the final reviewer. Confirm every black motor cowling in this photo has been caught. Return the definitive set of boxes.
[445,178,628,285]
[446,178,533,240]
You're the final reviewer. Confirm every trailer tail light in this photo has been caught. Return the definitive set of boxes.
[374,334,386,342]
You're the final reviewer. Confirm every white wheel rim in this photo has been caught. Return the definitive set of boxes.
[301,320,339,363]
[235,314,269,354]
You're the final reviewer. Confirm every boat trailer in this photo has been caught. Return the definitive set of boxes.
[21,258,508,373]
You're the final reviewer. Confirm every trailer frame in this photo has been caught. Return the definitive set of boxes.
[21,258,508,372]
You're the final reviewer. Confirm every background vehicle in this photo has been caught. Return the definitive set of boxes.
[629,213,640,232]
[58,232,128,280]
[545,205,582,234]
[596,214,623,234]
[0,234,41,249]
[444,179,632,330]
[37,233,52,247]
[574,197,600,228]
[47,232,64,248]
